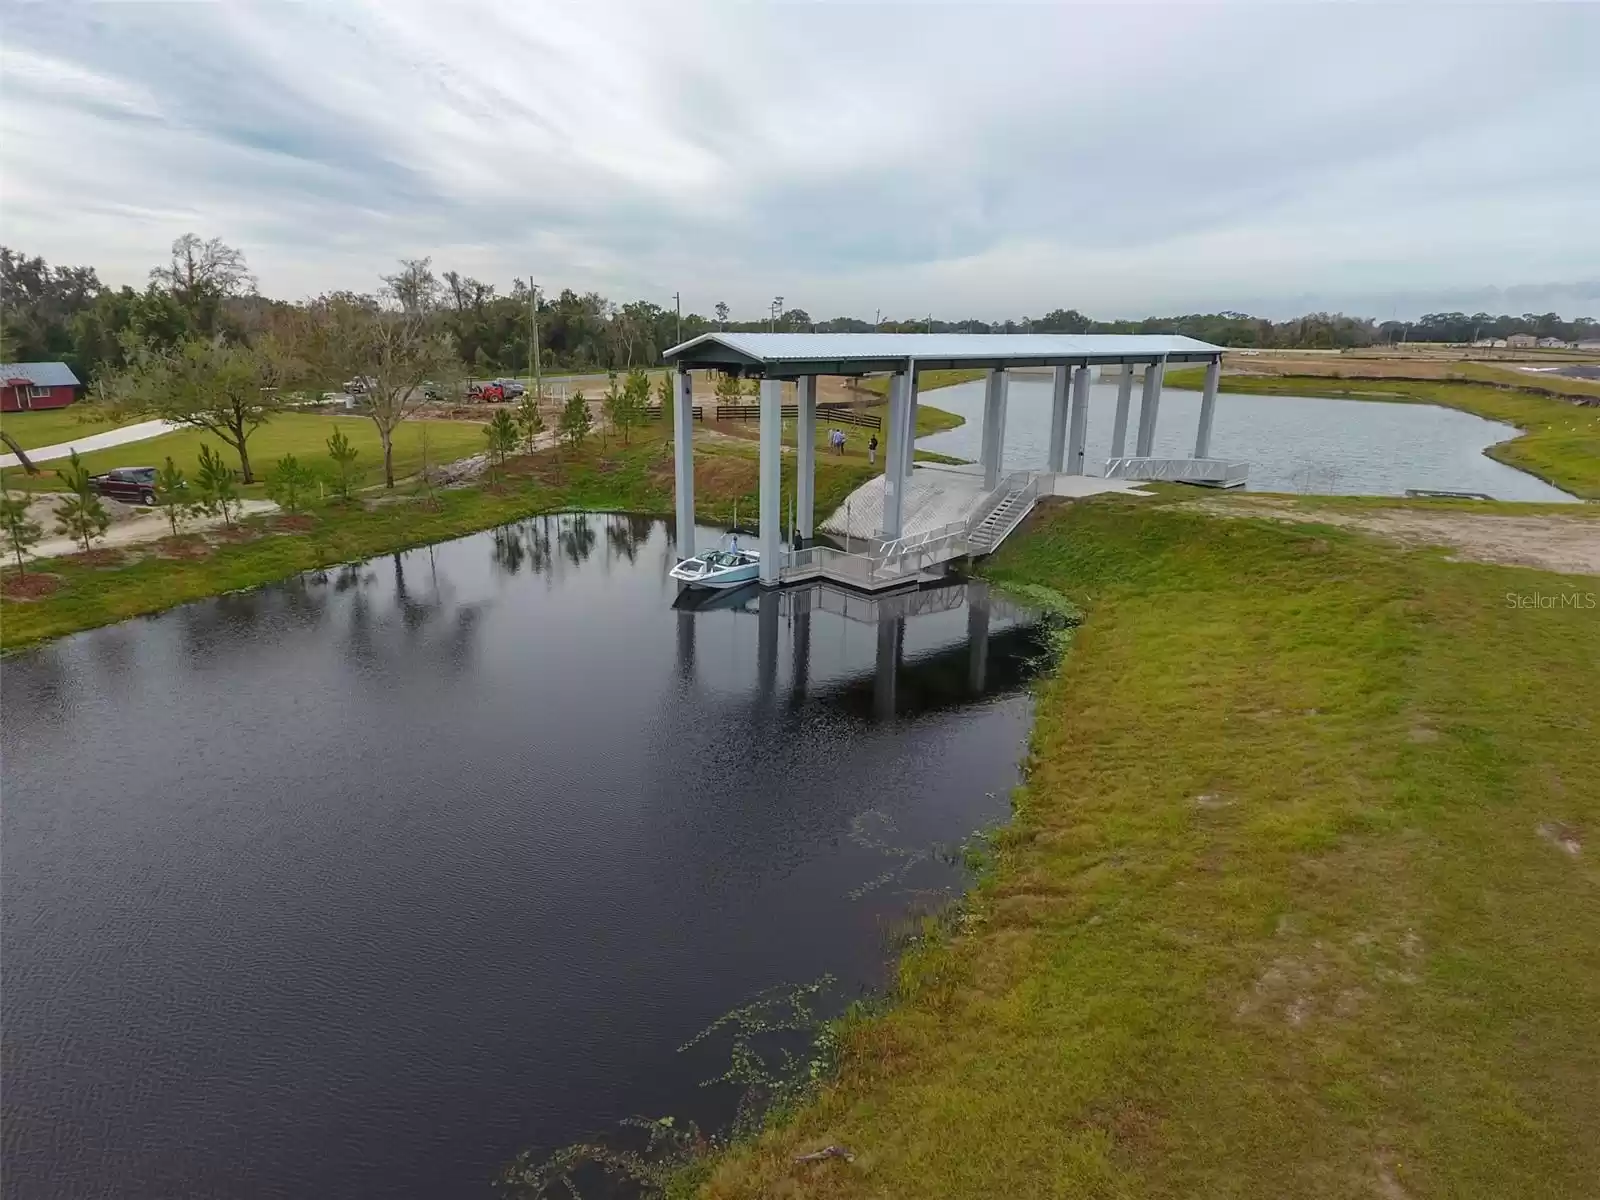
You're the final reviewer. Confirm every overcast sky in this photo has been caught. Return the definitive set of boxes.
[3,2,1596,321]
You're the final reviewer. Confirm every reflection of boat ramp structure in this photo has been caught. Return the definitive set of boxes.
[663,333,1244,592]
[673,578,1037,719]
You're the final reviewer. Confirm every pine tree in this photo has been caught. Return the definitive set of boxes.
[326,427,361,501]
[194,443,241,528]
[267,453,316,513]
[484,409,518,483]
[516,393,545,454]
[559,391,592,454]
[53,450,112,553]
[154,456,191,536]
[0,487,43,573]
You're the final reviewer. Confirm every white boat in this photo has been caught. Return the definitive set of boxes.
[670,541,761,589]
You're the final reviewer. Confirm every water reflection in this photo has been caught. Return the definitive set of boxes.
[669,577,1039,722]
[1,514,1041,1200]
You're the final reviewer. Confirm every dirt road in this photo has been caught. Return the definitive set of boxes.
[1194,495,1600,575]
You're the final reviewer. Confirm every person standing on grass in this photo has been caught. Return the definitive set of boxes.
[868,434,878,465]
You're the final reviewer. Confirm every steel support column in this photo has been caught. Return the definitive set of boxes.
[1135,358,1165,457]
[981,368,1009,490]
[673,369,695,559]
[879,371,909,539]
[1111,365,1134,457]
[1067,364,1091,474]
[1195,356,1221,459]
[796,375,817,541]
[901,361,919,483]
[1046,365,1069,472]
[759,378,782,585]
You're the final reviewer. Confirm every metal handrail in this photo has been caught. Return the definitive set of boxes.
[872,518,968,561]
[970,473,1040,549]
[964,470,1033,535]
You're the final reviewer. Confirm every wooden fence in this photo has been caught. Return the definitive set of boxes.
[710,404,881,430]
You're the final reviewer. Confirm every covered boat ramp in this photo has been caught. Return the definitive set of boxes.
[661,333,1238,590]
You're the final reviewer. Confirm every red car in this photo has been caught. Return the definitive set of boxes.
[87,466,160,505]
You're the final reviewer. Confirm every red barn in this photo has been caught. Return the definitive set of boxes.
[1,362,82,412]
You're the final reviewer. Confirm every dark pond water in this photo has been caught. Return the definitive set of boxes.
[0,514,1046,1200]
[917,375,1576,501]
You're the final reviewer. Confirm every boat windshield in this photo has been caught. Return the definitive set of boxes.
[704,551,744,568]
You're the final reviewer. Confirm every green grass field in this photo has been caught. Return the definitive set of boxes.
[1,412,489,497]
[1163,370,1600,501]
[711,399,965,461]
[702,491,1599,1199]
[0,405,130,450]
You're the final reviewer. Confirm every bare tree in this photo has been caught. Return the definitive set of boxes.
[297,261,461,488]
[150,234,256,333]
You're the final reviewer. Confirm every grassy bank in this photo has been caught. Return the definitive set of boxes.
[0,427,876,651]
[702,492,1598,1198]
[1163,369,1600,501]
[1,412,490,497]
[858,368,987,397]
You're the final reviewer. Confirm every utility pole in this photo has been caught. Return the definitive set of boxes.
[673,290,682,348]
[529,277,543,399]
[875,308,881,330]
[771,296,784,333]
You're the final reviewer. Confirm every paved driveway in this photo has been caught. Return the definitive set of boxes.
[1,420,182,470]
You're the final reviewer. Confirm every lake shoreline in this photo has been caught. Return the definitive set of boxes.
[0,400,975,653]
[0,427,880,653]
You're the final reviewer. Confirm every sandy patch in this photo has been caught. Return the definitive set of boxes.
[1537,822,1582,857]
[1193,496,1600,575]
[23,494,280,561]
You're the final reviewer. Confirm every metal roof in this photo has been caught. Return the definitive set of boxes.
[663,332,1222,376]
[1,361,82,387]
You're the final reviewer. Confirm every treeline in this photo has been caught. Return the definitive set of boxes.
[4,241,1597,389]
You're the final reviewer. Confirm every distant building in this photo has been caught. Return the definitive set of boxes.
[1536,337,1570,349]
[1506,333,1538,349]
[1,362,82,412]
[1577,340,1600,353]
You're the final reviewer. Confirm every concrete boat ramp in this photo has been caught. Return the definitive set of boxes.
[783,463,1154,593]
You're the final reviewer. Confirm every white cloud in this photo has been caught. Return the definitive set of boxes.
[2,0,1596,319]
